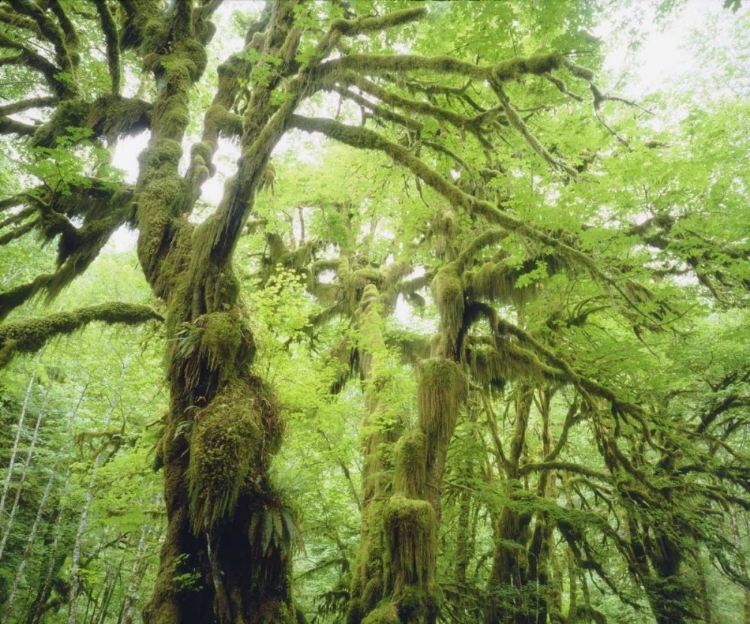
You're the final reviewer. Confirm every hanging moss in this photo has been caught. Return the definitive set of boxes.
[432,266,463,345]
[466,343,506,392]
[465,261,534,305]
[384,495,436,592]
[417,358,466,450]
[393,430,426,499]
[188,379,263,531]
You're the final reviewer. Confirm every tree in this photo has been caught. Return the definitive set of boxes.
[1,1,749,624]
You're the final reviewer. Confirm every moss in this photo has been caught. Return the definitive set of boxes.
[492,50,563,81]
[188,378,263,531]
[417,358,466,450]
[141,18,169,55]
[205,103,242,137]
[139,138,184,170]
[466,343,506,391]
[197,311,248,372]
[466,261,533,305]
[393,430,426,499]
[361,603,399,624]
[431,266,463,354]
[384,495,436,592]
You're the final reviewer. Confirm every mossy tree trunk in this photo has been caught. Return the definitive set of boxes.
[348,285,404,623]
[124,2,307,622]
[361,264,468,624]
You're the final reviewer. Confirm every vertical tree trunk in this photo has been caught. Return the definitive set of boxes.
[2,382,87,623]
[69,357,128,624]
[119,522,156,624]
[0,384,50,561]
[0,356,40,523]
[348,285,403,623]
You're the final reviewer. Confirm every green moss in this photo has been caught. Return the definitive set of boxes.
[188,379,263,531]
[417,358,466,449]
[140,138,184,170]
[466,344,506,391]
[195,310,254,378]
[466,261,535,306]
[431,267,463,354]
[393,430,426,499]
[384,495,436,592]
[361,603,399,624]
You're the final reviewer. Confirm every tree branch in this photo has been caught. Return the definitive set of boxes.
[0,303,163,368]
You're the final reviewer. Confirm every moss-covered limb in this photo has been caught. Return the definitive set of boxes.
[323,50,577,85]
[0,116,37,136]
[0,217,37,245]
[92,0,121,95]
[0,189,134,321]
[0,8,41,36]
[333,86,421,133]
[335,73,495,144]
[290,115,604,280]
[454,229,507,272]
[0,96,56,117]
[7,0,77,82]
[48,0,81,66]
[117,0,160,51]
[520,462,609,482]
[0,303,163,368]
[328,6,426,38]
[491,80,579,179]
[0,32,68,97]
[31,95,152,147]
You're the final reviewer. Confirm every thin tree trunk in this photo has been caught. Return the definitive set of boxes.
[2,382,87,623]
[0,360,39,527]
[0,384,50,560]
[68,356,129,624]
[120,523,155,624]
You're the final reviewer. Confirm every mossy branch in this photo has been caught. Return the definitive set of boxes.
[323,50,587,83]
[0,32,68,96]
[290,115,602,277]
[0,96,57,116]
[7,0,77,82]
[0,303,163,368]
[0,116,37,136]
[519,461,609,481]
[492,80,578,178]
[93,0,122,95]
[0,8,41,36]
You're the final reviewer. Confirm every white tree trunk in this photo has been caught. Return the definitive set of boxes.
[0,384,50,560]
[68,355,129,624]
[1,382,88,624]
[0,358,40,524]
[120,522,154,624]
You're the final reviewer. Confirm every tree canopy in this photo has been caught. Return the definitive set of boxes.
[0,1,749,623]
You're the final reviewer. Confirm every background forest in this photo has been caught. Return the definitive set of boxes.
[0,1,748,623]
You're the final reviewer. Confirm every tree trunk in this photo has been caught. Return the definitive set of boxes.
[69,356,128,624]
[119,523,156,624]
[2,382,87,623]
[0,355,40,524]
[0,384,50,561]
[136,3,307,622]
[348,285,403,623]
